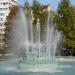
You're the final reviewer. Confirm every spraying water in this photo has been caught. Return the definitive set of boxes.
[8,7,29,56]
[8,7,62,72]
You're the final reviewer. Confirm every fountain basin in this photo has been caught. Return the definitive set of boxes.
[0,57,75,74]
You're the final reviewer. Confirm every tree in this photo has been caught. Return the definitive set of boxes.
[32,0,43,25]
[0,6,18,55]
[5,6,18,44]
[53,0,75,54]
[32,1,48,27]
[32,0,48,41]
[24,0,30,11]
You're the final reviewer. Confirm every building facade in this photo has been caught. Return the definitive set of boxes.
[0,0,18,49]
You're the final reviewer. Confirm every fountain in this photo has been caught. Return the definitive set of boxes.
[7,7,62,72]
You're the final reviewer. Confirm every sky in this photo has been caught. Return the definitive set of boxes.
[18,0,75,11]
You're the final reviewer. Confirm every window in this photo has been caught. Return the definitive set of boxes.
[0,18,3,21]
[0,8,8,11]
[0,23,3,26]
[3,2,9,5]
[0,13,4,16]
[0,8,2,11]
[3,3,5,5]
[0,29,4,33]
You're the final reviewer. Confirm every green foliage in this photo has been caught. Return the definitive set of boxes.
[31,0,48,41]
[4,6,18,42]
[0,6,18,55]
[32,0,48,25]
[53,0,75,53]
[32,0,42,19]
[1,6,18,54]
[24,0,30,11]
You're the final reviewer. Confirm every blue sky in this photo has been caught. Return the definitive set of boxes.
[18,0,75,11]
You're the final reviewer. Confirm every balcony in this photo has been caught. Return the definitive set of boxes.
[0,25,5,29]
[0,0,9,3]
